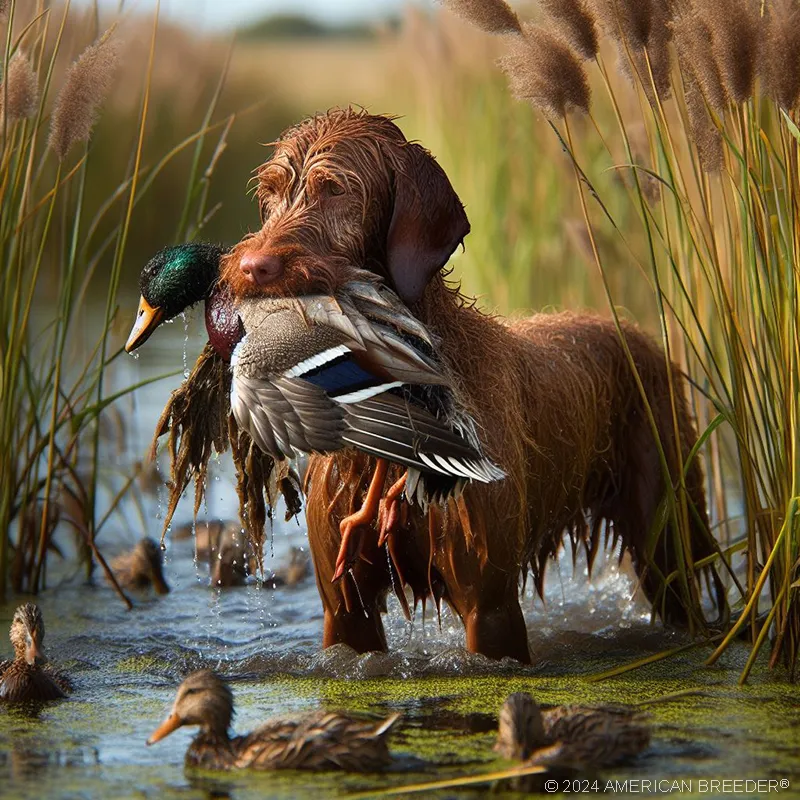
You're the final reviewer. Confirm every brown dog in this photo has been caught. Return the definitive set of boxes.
[221,109,724,662]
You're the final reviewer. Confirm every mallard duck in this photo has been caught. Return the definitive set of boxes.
[126,244,504,581]
[495,692,651,776]
[109,537,170,594]
[0,604,72,703]
[147,670,401,771]
[231,282,504,579]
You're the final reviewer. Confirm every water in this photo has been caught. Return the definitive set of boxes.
[2,310,799,798]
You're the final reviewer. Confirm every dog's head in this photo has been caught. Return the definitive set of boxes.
[222,109,470,305]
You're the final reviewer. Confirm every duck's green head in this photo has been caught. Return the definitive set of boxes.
[125,243,225,352]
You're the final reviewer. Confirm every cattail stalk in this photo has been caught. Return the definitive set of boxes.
[48,26,120,160]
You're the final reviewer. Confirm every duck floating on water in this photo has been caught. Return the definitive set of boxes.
[0,604,72,703]
[147,670,401,771]
[126,244,504,580]
[495,692,650,789]
[109,537,170,595]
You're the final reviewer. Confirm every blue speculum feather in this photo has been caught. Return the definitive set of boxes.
[301,355,382,397]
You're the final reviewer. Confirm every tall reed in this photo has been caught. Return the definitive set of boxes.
[441,0,800,679]
[0,1,233,599]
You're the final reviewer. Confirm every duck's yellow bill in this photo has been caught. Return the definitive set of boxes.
[125,296,164,353]
[147,713,183,745]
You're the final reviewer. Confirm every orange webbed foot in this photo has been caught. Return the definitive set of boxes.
[377,473,408,548]
[331,459,389,583]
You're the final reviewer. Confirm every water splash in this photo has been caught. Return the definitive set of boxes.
[347,569,370,618]
[181,312,190,378]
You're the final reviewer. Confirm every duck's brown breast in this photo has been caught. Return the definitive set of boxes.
[0,661,67,703]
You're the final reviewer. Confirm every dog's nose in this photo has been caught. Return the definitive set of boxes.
[239,251,284,286]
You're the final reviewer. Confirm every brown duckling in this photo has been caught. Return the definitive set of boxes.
[0,604,72,703]
[171,519,227,553]
[262,547,313,589]
[109,537,169,594]
[273,547,311,587]
[147,670,401,771]
[495,693,650,786]
[210,525,257,587]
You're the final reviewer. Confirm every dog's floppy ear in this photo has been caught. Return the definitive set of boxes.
[385,142,470,305]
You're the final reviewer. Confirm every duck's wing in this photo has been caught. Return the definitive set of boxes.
[43,665,73,694]
[236,711,397,772]
[341,394,504,483]
[0,659,10,675]
[233,717,304,769]
[541,707,650,768]
[232,298,504,484]
[543,706,647,738]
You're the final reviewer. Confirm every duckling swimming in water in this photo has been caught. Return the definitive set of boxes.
[273,546,311,587]
[495,692,650,787]
[0,604,72,703]
[147,670,401,771]
[108,537,170,594]
[209,524,257,587]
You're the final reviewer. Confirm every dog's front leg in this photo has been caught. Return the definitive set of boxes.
[463,595,531,664]
[305,454,391,653]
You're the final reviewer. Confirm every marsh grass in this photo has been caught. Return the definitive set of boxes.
[438,0,800,679]
[0,0,234,600]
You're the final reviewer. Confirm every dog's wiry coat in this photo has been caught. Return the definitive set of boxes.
[222,109,724,662]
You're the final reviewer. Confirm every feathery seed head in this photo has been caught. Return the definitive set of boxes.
[762,0,800,110]
[48,25,120,160]
[685,79,723,172]
[0,52,39,124]
[588,0,674,104]
[694,0,760,104]
[587,0,655,50]
[539,0,599,61]
[439,0,522,34]
[500,24,591,118]
[672,10,728,112]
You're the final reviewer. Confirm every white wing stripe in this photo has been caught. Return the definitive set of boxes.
[284,345,351,378]
[334,381,403,404]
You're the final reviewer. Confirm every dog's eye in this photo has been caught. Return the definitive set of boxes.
[324,179,346,197]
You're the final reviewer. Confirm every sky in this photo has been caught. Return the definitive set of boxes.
[83,0,414,29]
